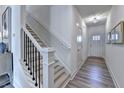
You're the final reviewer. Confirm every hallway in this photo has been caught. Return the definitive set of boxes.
[1,5,124,88]
[66,57,115,88]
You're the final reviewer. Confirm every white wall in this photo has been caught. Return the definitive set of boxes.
[10,5,34,88]
[87,24,105,58]
[26,5,50,30]
[50,6,88,75]
[82,21,88,62]
[26,5,88,76]
[50,6,74,74]
[26,13,51,47]
[11,5,24,87]
[105,5,124,87]
[70,7,85,75]
[50,5,72,47]
[48,6,87,76]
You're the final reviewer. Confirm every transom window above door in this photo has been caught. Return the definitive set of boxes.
[92,35,100,41]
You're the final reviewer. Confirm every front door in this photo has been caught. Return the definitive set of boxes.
[88,33,105,57]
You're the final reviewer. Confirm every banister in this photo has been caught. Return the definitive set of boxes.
[22,26,55,88]
[22,27,55,54]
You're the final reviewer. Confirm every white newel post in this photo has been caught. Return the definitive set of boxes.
[42,48,55,88]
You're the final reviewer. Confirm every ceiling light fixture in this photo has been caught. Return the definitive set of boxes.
[93,17,97,23]
[84,12,108,24]
[76,23,79,27]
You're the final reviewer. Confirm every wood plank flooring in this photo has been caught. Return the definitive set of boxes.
[66,57,115,88]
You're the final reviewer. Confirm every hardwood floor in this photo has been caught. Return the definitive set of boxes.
[66,57,115,88]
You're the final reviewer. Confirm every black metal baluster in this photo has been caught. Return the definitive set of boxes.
[23,28,43,87]
[35,48,38,87]
[27,36,29,66]
[24,32,25,62]
[28,37,30,70]
[30,41,32,75]
[32,44,35,80]
[25,34,28,66]
[38,52,41,88]
[28,39,31,70]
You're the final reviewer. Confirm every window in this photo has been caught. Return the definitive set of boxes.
[97,35,100,40]
[93,36,96,40]
[110,33,119,41]
[111,34,115,40]
[92,35,101,41]
[77,35,82,43]
[115,33,119,40]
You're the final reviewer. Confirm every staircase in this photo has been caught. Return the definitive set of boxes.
[22,24,70,88]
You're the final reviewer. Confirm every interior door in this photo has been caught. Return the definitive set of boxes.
[77,27,83,65]
[88,33,105,57]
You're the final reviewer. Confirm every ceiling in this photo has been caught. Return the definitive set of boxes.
[75,5,112,18]
[75,5,112,26]
[26,5,112,27]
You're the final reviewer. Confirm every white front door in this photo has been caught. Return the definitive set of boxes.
[88,33,105,57]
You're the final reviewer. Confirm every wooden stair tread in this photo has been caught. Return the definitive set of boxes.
[55,66,64,74]
[55,73,69,88]
[55,68,65,81]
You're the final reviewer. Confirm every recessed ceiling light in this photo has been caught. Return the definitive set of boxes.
[76,23,79,27]
[93,17,97,23]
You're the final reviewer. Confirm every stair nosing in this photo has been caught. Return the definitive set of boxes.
[54,70,65,82]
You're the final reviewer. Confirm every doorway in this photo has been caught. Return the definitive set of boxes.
[88,25,105,58]
[77,27,83,66]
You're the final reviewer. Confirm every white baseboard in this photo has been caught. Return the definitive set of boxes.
[62,76,71,88]
[105,60,120,88]
[70,58,86,80]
